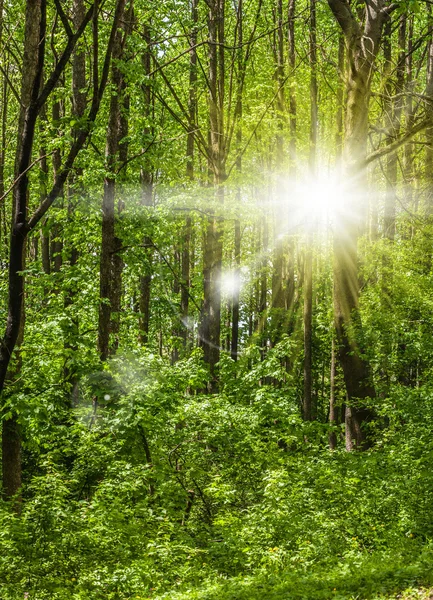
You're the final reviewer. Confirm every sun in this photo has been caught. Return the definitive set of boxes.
[295,171,342,228]
[219,271,241,296]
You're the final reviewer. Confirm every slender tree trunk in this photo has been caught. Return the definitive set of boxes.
[51,98,63,273]
[181,216,191,349]
[199,0,225,385]
[384,15,405,240]
[404,17,414,237]
[329,338,338,449]
[187,0,198,180]
[98,6,127,360]
[270,0,286,346]
[426,14,433,216]
[64,0,87,395]
[336,34,344,160]
[231,219,241,360]
[0,0,6,258]
[139,22,153,345]
[231,0,242,361]
[303,0,317,421]
[288,0,296,169]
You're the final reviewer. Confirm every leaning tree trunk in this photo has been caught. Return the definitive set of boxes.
[328,0,388,448]
[1,0,44,501]
[0,0,127,497]
[334,70,376,449]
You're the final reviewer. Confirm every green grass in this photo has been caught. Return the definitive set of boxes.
[152,546,433,600]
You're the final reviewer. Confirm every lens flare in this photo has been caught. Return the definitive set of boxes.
[219,271,241,296]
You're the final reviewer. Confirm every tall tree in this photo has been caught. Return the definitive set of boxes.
[139,22,154,346]
[303,0,317,422]
[0,0,126,497]
[199,0,226,384]
[327,0,391,447]
[98,0,129,360]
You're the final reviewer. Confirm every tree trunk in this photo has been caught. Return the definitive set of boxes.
[303,0,317,422]
[181,216,191,349]
[199,0,225,385]
[426,15,433,216]
[1,0,44,500]
[231,219,241,360]
[98,11,126,361]
[288,0,296,168]
[139,22,153,346]
[51,99,63,273]
[63,0,87,395]
[328,0,387,448]
[0,0,127,496]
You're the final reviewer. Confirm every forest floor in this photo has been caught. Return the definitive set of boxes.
[150,585,433,600]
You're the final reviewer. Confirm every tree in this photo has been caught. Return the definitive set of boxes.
[327,0,392,447]
[1,0,126,498]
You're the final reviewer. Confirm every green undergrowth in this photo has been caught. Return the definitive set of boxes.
[1,351,433,600]
[153,544,433,600]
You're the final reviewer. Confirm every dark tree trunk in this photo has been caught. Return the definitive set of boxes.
[426,14,433,216]
[231,0,242,362]
[98,1,128,360]
[181,216,191,349]
[329,338,338,449]
[63,0,87,395]
[231,219,241,360]
[0,0,127,497]
[139,22,153,346]
[51,99,63,274]
[1,0,44,501]
[288,0,296,168]
[186,0,198,180]
[199,0,225,385]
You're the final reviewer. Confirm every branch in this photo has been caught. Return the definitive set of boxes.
[36,2,95,111]
[364,118,432,166]
[0,152,54,205]
[27,0,126,232]
[327,0,359,39]
[54,0,73,39]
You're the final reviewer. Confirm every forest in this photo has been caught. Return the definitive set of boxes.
[1,0,433,598]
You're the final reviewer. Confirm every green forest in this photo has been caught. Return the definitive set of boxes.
[1,0,433,598]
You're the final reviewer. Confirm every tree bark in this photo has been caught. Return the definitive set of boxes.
[0,0,127,497]
[303,0,317,422]
[426,13,433,216]
[139,22,154,346]
[98,0,128,360]
[328,0,388,448]
[1,0,44,501]
[199,0,225,385]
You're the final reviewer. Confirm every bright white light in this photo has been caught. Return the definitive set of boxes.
[219,271,241,296]
[296,172,342,227]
